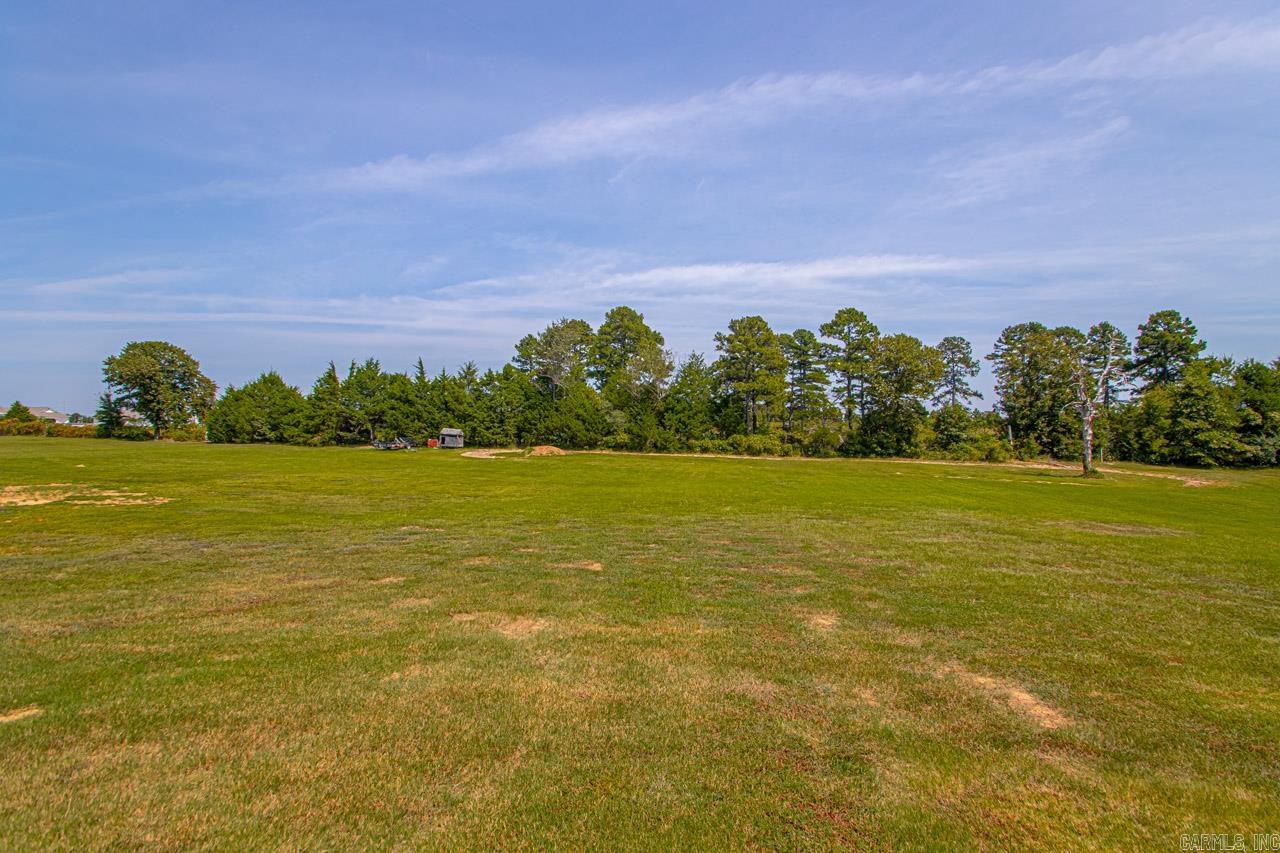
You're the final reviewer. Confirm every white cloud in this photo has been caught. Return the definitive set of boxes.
[308,17,1280,192]
[923,117,1133,209]
[21,268,199,295]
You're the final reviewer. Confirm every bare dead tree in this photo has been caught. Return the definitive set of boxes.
[1063,323,1130,474]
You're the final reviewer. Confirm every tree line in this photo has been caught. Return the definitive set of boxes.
[6,306,1272,469]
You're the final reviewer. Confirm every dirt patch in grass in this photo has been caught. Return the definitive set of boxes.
[800,610,839,632]
[941,664,1072,730]
[451,611,550,639]
[461,556,494,566]
[553,560,603,572]
[528,445,566,456]
[1046,520,1187,537]
[0,484,170,507]
[460,448,522,459]
[371,576,407,585]
[0,706,41,724]
[495,616,549,639]
[383,664,426,682]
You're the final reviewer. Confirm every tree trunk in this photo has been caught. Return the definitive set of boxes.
[1081,414,1094,475]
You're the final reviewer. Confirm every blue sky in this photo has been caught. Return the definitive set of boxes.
[3,1,1278,411]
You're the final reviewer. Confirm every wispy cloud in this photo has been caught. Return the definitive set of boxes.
[304,17,1279,193]
[21,268,200,295]
[13,223,1276,335]
[921,116,1133,209]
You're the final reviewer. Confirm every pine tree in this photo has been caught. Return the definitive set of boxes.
[933,336,982,407]
[306,362,344,445]
[714,316,787,435]
[2,401,35,422]
[1132,310,1206,388]
[819,308,879,427]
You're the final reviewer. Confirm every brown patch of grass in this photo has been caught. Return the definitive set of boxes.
[371,576,407,585]
[800,610,839,632]
[461,556,494,566]
[450,611,550,639]
[552,560,603,572]
[382,664,427,682]
[940,664,1072,730]
[0,484,170,507]
[0,706,41,724]
[494,616,549,639]
[729,676,781,704]
[879,626,925,648]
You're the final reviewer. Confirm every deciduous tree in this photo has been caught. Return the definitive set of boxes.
[858,334,943,456]
[102,341,216,439]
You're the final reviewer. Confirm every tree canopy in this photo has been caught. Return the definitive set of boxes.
[102,341,217,439]
[76,306,1274,471]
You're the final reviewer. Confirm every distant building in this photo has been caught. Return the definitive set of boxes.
[439,428,464,448]
[27,407,71,424]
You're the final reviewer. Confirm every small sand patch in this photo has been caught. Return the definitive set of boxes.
[462,556,494,566]
[942,665,1071,730]
[460,448,523,459]
[0,706,41,724]
[553,560,603,572]
[528,445,566,456]
[371,576,407,585]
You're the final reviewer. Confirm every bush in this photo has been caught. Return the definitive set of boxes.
[108,425,154,441]
[0,419,48,436]
[165,423,207,442]
[46,423,98,438]
[726,433,785,457]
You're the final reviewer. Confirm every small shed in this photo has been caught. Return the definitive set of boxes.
[439,428,464,449]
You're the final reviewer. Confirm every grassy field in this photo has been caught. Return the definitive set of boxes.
[1,437,1277,849]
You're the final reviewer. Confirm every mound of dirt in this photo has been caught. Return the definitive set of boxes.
[529,445,566,456]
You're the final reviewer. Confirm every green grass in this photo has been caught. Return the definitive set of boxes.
[1,437,1278,849]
